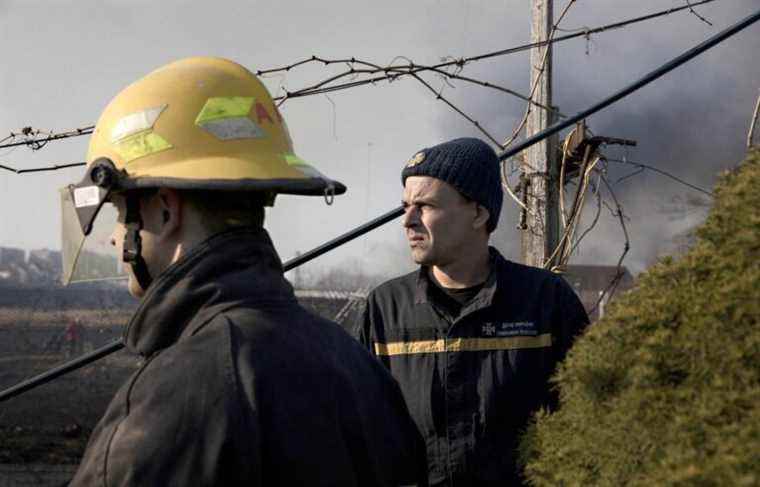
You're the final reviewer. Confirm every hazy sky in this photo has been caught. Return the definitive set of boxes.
[1,0,758,281]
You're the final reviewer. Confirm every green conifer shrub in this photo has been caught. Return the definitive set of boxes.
[520,149,760,486]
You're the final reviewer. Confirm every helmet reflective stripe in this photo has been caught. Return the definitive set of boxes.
[111,105,167,143]
[114,132,172,163]
[109,105,173,163]
[195,97,264,141]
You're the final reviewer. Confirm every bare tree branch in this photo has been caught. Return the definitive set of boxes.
[747,88,760,149]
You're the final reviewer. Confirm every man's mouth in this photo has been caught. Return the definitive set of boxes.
[408,235,425,246]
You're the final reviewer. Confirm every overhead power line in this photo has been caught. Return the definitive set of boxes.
[492,7,760,171]
[604,157,714,197]
[0,126,94,151]
[264,0,720,101]
[0,161,86,174]
[0,0,720,158]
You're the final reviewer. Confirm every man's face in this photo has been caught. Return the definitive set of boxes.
[109,193,165,298]
[402,176,481,267]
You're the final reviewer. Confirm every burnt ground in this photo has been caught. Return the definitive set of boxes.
[0,354,138,464]
[0,287,358,464]
[0,320,139,463]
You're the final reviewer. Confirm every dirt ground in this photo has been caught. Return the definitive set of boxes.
[0,299,138,464]
[0,352,139,463]
[0,288,355,464]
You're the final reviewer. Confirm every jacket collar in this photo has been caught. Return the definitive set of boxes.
[124,226,295,356]
[414,246,507,317]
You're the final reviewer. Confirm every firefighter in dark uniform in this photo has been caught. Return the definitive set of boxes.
[61,57,427,486]
[355,138,589,486]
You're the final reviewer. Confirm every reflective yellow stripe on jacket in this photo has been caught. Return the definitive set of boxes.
[373,333,552,357]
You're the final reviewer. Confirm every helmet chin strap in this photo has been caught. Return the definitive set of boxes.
[122,193,153,291]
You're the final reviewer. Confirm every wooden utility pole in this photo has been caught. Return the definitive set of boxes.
[521,0,559,268]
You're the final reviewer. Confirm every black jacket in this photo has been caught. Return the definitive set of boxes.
[70,227,427,487]
[354,248,589,486]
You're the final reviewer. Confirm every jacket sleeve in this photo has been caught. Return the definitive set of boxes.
[351,293,376,354]
[553,277,590,364]
[69,319,261,487]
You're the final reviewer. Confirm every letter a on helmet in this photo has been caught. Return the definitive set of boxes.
[60,57,346,285]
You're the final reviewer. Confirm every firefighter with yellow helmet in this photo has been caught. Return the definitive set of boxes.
[64,57,426,486]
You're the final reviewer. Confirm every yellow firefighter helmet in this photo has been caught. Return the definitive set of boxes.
[86,56,344,195]
[60,57,346,286]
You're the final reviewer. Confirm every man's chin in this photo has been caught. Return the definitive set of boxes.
[127,277,146,299]
[410,248,433,266]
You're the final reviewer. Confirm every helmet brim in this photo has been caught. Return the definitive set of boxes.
[117,175,346,196]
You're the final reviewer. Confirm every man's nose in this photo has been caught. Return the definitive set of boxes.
[402,206,419,228]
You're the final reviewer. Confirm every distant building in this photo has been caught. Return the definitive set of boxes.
[27,249,63,284]
[0,246,28,285]
[562,265,635,322]
[0,247,63,286]
[0,246,25,266]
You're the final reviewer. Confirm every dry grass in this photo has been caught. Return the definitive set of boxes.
[0,308,131,327]
[521,149,760,486]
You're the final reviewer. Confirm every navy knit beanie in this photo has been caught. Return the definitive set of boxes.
[401,137,503,232]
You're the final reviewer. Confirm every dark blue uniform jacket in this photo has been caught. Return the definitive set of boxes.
[355,248,589,486]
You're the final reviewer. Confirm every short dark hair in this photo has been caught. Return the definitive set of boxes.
[180,190,267,234]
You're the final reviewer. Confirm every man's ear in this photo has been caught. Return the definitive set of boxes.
[155,188,182,239]
[473,203,490,231]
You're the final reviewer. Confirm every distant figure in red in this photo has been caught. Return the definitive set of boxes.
[64,319,81,357]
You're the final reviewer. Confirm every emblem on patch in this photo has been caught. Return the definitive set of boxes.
[406,151,426,167]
